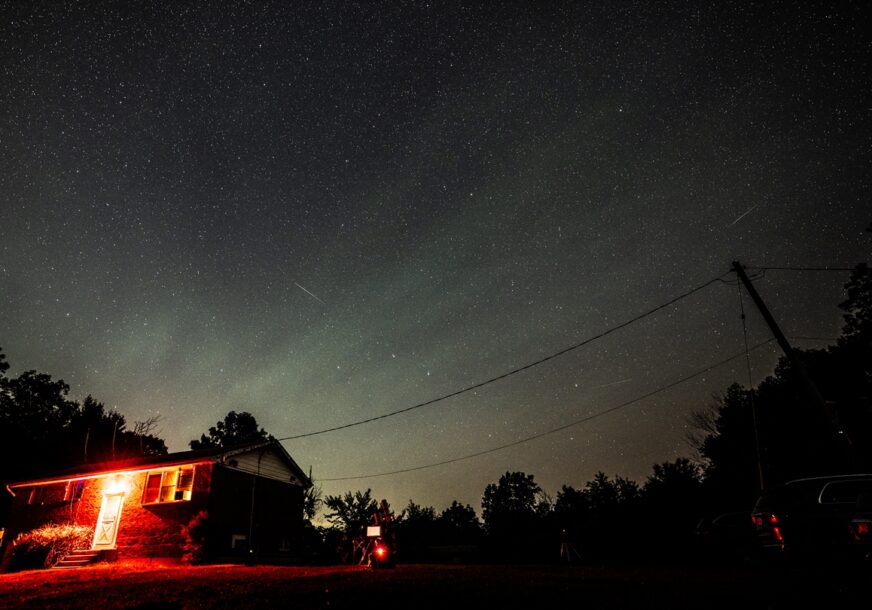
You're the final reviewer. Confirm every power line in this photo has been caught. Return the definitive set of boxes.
[317,338,776,482]
[745,266,860,272]
[717,269,765,285]
[277,272,730,442]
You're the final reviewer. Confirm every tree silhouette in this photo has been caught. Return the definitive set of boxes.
[395,500,438,560]
[399,499,437,524]
[583,471,639,512]
[643,458,702,502]
[0,361,77,485]
[302,467,322,521]
[554,472,639,561]
[481,471,547,536]
[481,471,551,560]
[839,224,872,347]
[323,488,377,535]
[554,484,589,551]
[0,349,168,522]
[0,349,167,485]
[189,410,272,449]
[438,501,481,544]
[65,395,167,462]
[840,263,872,346]
[692,384,767,507]
[833,235,872,462]
[639,458,704,558]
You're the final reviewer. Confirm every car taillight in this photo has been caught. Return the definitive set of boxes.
[752,512,779,529]
[753,511,784,546]
[375,545,388,558]
[852,521,871,540]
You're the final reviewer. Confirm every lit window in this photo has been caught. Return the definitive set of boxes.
[143,473,162,504]
[160,469,179,502]
[142,467,195,505]
[176,467,195,500]
[64,480,84,502]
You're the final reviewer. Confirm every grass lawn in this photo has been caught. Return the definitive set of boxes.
[0,560,865,609]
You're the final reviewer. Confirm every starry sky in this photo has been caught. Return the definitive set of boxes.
[1,2,869,514]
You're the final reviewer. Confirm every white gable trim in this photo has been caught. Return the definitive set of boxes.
[217,443,310,487]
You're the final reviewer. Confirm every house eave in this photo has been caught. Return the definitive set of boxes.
[215,440,313,488]
[6,458,215,490]
[6,440,313,490]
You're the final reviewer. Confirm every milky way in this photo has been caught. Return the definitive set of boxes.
[1,2,869,513]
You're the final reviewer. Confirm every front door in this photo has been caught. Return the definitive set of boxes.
[92,493,125,550]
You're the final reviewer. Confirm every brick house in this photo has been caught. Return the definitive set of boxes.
[0,440,312,566]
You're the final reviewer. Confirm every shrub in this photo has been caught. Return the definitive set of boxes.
[7,523,93,571]
[182,510,212,564]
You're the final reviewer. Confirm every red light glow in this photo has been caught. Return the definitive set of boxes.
[375,545,387,558]
[103,473,132,496]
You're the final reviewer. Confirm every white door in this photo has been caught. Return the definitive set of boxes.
[92,493,125,550]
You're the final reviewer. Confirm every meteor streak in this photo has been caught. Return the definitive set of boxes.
[729,205,757,226]
[294,282,326,304]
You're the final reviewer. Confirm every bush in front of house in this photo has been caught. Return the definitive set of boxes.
[7,523,94,571]
[182,510,212,564]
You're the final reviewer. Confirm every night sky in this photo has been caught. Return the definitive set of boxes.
[1,2,869,514]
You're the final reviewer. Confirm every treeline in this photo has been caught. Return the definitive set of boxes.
[0,351,167,490]
[307,459,706,564]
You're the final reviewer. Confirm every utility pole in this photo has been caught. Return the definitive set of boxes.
[732,261,849,446]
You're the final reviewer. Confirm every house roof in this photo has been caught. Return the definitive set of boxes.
[5,439,312,491]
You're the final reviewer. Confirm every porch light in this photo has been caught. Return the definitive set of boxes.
[104,473,131,495]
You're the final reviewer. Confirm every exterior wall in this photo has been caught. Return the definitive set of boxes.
[114,463,211,558]
[206,464,305,558]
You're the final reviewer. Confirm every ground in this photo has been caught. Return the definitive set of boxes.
[0,560,866,609]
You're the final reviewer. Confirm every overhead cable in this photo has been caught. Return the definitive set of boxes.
[745,266,860,272]
[317,338,776,482]
[277,272,730,442]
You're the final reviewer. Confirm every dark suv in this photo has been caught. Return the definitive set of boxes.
[752,473,872,560]
[695,511,760,562]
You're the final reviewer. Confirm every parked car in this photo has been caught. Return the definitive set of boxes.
[752,473,872,560]
[849,490,872,558]
[695,510,759,563]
